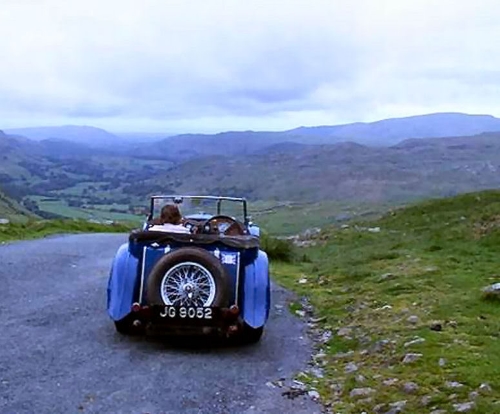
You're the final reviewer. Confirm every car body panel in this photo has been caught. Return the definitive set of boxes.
[241,250,270,328]
[107,243,140,321]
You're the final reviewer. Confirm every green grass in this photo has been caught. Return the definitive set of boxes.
[0,219,136,243]
[272,190,500,413]
[251,200,393,236]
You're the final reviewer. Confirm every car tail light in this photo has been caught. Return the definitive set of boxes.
[229,305,240,316]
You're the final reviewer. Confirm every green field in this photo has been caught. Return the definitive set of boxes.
[28,196,143,223]
[272,190,500,413]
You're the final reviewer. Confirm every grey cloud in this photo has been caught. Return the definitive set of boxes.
[1,0,500,131]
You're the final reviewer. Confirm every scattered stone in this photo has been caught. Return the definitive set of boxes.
[482,283,500,299]
[291,380,306,390]
[266,381,276,389]
[402,353,422,364]
[345,362,358,373]
[370,339,390,353]
[373,403,386,413]
[274,304,284,310]
[479,383,492,393]
[329,383,343,393]
[333,350,354,359]
[383,378,399,386]
[407,315,419,324]
[313,352,327,360]
[403,382,419,394]
[295,310,306,318]
[424,266,438,272]
[449,394,458,400]
[439,358,446,367]
[310,367,324,378]
[379,272,395,281]
[355,375,366,383]
[446,381,464,389]
[404,337,426,347]
[430,321,443,331]
[337,327,352,337]
[349,388,375,398]
[319,330,332,343]
[469,391,479,400]
[0,218,9,225]
[447,320,458,328]
[388,400,407,412]
[430,410,447,414]
[420,395,432,407]
[298,278,308,284]
[311,316,326,323]
[368,227,381,233]
[308,390,320,400]
[453,402,475,412]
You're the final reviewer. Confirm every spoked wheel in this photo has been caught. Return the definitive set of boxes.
[146,247,228,307]
[160,262,216,307]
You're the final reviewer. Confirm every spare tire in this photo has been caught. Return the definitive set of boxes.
[146,247,228,308]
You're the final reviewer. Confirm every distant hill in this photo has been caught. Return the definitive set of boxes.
[127,112,500,159]
[285,112,500,145]
[5,112,500,156]
[141,131,500,203]
[4,125,122,148]
[0,185,34,220]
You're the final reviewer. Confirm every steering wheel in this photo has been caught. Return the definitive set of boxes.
[201,215,246,236]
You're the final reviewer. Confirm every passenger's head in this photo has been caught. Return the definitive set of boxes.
[160,204,183,225]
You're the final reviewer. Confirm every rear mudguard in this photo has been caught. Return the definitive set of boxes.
[241,250,271,328]
[107,243,140,321]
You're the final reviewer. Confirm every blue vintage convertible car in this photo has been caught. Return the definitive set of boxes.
[107,195,270,343]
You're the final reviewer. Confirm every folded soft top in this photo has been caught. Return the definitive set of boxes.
[129,230,260,249]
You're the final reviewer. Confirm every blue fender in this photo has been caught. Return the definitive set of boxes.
[107,243,140,321]
[241,250,271,328]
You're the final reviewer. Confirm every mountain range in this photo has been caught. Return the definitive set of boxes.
[2,112,500,220]
[6,112,500,153]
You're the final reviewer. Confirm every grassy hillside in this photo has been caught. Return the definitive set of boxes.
[0,219,136,243]
[273,190,500,413]
[0,187,35,220]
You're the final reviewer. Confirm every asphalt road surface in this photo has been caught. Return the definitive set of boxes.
[0,234,323,414]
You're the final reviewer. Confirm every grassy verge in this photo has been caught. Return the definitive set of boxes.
[272,190,500,413]
[0,219,137,243]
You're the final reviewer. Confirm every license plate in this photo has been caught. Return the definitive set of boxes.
[159,306,213,320]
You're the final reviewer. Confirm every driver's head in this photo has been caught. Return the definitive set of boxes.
[160,204,182,225]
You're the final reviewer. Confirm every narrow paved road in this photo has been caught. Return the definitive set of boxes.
[0,234,322,414]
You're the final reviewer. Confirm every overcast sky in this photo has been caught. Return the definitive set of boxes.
[1,0,500,133]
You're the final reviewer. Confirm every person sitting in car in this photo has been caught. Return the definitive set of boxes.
[148,204,190,233]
